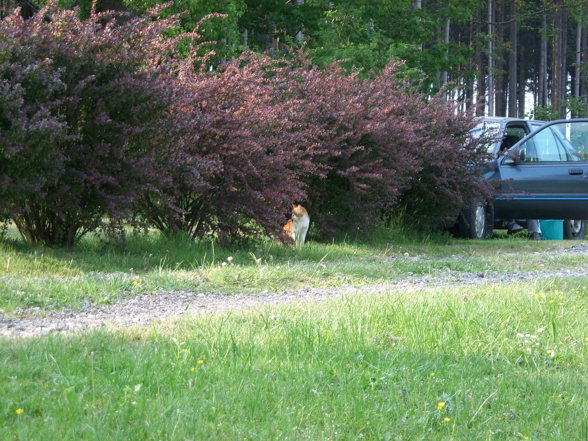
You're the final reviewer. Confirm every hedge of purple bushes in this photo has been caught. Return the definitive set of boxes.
[0,2,489,246]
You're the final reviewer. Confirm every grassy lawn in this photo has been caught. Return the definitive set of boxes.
[0,224,585,313]
[1,226,587,440]
[1,280,587,440]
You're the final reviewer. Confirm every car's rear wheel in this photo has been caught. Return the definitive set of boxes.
[563,220,586,240]
[457,199,494,239]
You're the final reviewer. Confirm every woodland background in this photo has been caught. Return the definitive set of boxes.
[2,0,587,119]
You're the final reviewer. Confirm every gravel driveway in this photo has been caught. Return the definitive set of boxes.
[2,243,588,338]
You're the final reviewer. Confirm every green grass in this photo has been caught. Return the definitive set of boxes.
[1,279,587,440]
[1,225,587,439]
[0,225,584,312]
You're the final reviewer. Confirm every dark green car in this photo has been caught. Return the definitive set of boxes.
[457,118,588,239]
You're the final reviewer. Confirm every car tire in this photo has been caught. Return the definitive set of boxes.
[563,220,586,240]
[457,199,494,239]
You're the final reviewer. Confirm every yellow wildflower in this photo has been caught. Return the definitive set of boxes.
[132,280,139,286]
[430,372,436,377]
[15,408,24,415]
[437,402,446,411]
[197,359,205,365]
[443,417,451,423]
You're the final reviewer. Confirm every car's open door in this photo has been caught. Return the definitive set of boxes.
[495,119,588,220]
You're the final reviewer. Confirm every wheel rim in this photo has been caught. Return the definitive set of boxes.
[569,220,583,235]
[474,203,486,238]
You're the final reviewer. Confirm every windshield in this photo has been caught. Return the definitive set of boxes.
[471,122,502,154]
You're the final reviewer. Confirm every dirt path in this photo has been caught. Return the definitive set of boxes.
[3,246,588,338]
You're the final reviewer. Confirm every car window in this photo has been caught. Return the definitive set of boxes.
[552,122,588,160]
[505,126,527,138]
[518,122,587,163]
[498,125,527,153]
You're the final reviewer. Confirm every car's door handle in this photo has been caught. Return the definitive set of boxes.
[569,168,584,175]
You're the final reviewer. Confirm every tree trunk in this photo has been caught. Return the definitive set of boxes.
[508,3,518,117]
[551,1,567,117]
[538,12,548,107]
[495,2,506,117]
[414,0,423,51]
[551,7,560,113]
[295,0,304,42]
[583,23,588,104]
[575,21,580,98]
[518,45,526,118]
[561,6,568,113]
[475,7,486,116]
[488,0,495,116]
[466,17,476,112]
[441,18,451,87]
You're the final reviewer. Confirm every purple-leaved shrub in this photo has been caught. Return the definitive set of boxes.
[0,2,195,246]
[144,51,490,242]
[278,57,490,237]
[0,2,489,246]
[137,52,317,243]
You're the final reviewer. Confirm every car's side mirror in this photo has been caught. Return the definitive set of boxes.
[502,150,524,165]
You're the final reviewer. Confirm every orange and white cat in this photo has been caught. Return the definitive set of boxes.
[283,204,310,246]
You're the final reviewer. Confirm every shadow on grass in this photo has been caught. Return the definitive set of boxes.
[0,221,553,276]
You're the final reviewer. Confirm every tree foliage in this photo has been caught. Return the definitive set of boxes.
[23,0,588,117]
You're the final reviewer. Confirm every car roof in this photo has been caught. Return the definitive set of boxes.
[475,116,546,125]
